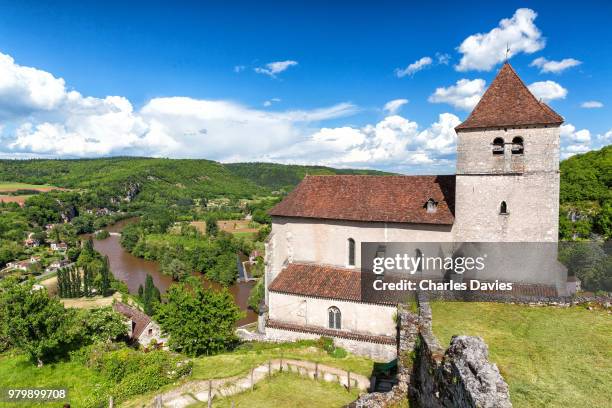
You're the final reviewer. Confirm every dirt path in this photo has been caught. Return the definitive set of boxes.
[143,359,370,408]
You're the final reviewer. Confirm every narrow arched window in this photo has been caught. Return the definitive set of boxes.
[500,201,508,215]
[492,137,504,155]
[348,238,355,266]
[328,306,341,329]
[511,136,524,154]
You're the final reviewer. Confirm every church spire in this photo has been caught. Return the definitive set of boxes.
[455,63,563,131]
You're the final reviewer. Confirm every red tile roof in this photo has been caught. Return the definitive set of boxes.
[268,175,455,225]
[113,302,151,339]
[456,63,563,130]
[269,263,397,305]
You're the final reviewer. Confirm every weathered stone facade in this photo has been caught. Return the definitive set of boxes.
[454,125,560,243]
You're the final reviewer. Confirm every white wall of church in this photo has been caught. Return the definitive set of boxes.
[268,292,397,337]
[266,217,453,290]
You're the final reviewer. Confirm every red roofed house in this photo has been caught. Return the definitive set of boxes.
[261,63,567,360]
[113,302,168,349]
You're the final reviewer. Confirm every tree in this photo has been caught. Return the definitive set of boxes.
[156,277,242,356]
[206,253,237,286]
[78,308,127,343]
[141,274,161,316]
[205,217,219,237]
[0,278,82,366]
[162,258,190,281]
[100,256,111,296]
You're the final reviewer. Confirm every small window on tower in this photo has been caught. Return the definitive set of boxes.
[426,198,438,213]
[492,137,505,155]
[511,136,524,154]
[500,201,508,215]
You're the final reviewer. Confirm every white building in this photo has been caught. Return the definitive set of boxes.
[262,63,567,360]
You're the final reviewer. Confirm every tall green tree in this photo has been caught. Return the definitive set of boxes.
[155,277,242,356]
[205,217,219,237]
[0,278,81,366]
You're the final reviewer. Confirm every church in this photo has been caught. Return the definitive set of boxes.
[261,63,565,360]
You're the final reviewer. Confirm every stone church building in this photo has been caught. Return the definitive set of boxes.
[262,63,565,360]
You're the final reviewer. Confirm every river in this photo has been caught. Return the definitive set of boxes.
[92,218,257,325]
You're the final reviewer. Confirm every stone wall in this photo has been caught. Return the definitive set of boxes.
[265,326,396,361]
[411,295,512,408]
[350,305,419,407]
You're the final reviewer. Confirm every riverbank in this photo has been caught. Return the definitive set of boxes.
[91,218,257,325]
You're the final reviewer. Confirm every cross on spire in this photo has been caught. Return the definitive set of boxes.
[505,43,511,62]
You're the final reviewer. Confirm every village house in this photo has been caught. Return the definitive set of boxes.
[50,242,68,252]
[113,302,168,349]
[7,256,41,272]
[261,63,568,360]
[24,233,40,248]
[46,259,71,272]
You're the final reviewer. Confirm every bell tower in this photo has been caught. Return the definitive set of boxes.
[452,63,563,242]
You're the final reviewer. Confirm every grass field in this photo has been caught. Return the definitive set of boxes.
[0,182,60,192]
[431,302,612,408]
[190,219,260,235]
[191,341,374,380]
[196,372,360,408]
[0,353,108,408]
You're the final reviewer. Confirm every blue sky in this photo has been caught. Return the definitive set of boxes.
[0,1,610,173]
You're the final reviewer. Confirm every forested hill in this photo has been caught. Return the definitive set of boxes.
[0,158,266,201]
[559,145,611,239]
[225,162,391,191]
[0,157,390,201]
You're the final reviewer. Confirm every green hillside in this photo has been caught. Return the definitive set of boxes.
[0,157,266,202]
[559,145,612,240]
[0,158,392,202]
[225,162,391,191]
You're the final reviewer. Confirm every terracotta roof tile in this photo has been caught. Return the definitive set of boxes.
[268,175,455,225]
[113,302,151,339]
[269,263,397,305]
[456,63,563,130]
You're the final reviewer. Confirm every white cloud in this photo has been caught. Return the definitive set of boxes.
[527,80,567,102]
[263,113,461,172]
[581,100,603,109]
[530,57,581,74]
[254,60,298,78]
[456,8,545,72]
[560,123,592,158]
[0,53,68,117]
[383,99,409,115]
[263,97,281,107]
[428,78,486,110]
[0,50,358,161]
[436,53,451,65]
[597,130,612,146]
[395,57,433,77]
[233,65,246,73]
